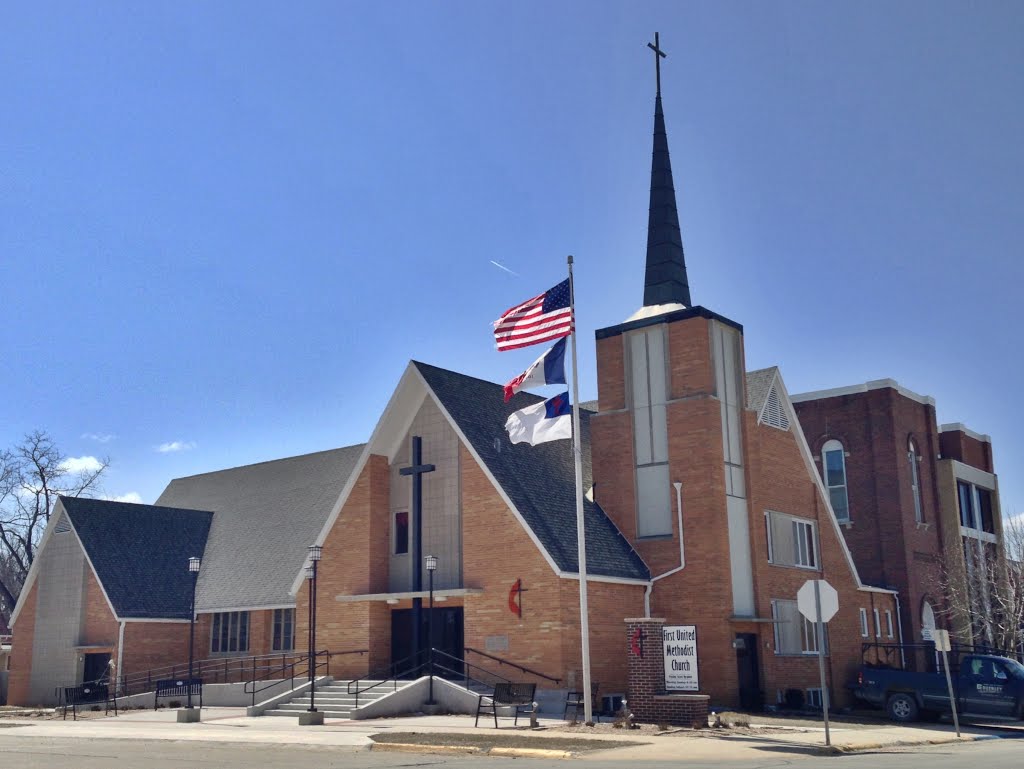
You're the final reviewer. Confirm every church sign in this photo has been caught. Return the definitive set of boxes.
[663,625,699,691]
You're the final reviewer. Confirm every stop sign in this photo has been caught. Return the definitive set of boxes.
[798,579,839,623]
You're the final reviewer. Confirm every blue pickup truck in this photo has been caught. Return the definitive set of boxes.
[851,654,1024,722]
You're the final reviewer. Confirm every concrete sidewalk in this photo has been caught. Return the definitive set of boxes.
[0,708,1005,761]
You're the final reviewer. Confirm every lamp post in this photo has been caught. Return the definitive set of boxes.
[177,556,201,723]
[300,545,324,726]
[425,554,438,705]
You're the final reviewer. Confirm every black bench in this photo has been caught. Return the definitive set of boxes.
[564,681,600,721]
[62,683,117,721]
[154,678,203,710]
[475,682,537,727]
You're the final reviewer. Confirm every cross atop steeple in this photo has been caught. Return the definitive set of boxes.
[647,32,667,97]
[642,32,692,309]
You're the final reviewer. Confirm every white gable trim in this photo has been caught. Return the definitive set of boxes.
[9,500,64,628]
[10,499,120,626]
[773,371,884,593]
[289,362,441,598]
[411,365,566,579]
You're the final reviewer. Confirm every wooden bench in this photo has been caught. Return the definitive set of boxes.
[475,682,537,727]
[154,678,203,710]
[62,683,117,721]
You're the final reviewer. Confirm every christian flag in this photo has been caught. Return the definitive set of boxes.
[503,338,567,402]
[504,392,572,446]
[493,279,573,352]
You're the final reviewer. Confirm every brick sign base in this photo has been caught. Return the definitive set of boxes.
[626,618,709,728]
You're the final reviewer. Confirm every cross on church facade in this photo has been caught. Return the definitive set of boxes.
[399,436,435,662]
[647,32,667,96]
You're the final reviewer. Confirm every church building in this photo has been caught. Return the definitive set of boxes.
[9,43,908,713]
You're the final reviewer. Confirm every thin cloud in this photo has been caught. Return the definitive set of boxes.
[106,492,143,504]
[156,440,197,454]
[60,456,105,474]
[490,260,519,276]
[81,432,115,444]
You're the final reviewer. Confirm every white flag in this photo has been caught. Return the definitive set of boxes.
[504,392,572,446]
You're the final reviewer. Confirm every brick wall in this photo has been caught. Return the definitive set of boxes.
[80,568,118,648]
[624,617,708,727]
[939,430,992,472]
[746,407,900,707]
[792,388,945,645]
[7,583,37,705]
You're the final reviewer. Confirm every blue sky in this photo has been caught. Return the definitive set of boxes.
[2,2,1021,516]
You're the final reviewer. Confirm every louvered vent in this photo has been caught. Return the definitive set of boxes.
[54,513,71,534]
[761,384,790,431]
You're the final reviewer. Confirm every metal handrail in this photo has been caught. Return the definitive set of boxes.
[243,649,362,707]
[346,650,426,708]
[464,646,561,684]
[116,650,317,696]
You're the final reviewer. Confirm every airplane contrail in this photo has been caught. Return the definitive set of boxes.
[490,260,519,276]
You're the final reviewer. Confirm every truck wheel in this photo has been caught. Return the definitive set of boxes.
[886,693,919,723]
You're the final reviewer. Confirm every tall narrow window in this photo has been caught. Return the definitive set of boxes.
[822,440,849,522]
[211,611,250,654]
[908,439,923,523]
[976,488,995,534]
[885,609,894,639]
[272,608,295,651]
[629,327,672,537]
[874,608,882,638]
[859,608,869,638]
[957,481,974,528]
[394,511,409,555]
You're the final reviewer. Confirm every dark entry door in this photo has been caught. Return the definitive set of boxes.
[391,608,464,677]
[82,652,111,685]
[735,633,762,711]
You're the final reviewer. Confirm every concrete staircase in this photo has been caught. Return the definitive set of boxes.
[262,679,407,719]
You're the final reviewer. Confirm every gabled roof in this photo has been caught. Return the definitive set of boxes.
[61,497,213,619]
[413,362,649,581]
[156,446,364,611]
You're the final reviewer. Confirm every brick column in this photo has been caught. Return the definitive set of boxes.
[625,617,708,728]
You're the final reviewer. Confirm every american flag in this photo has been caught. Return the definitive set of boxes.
[493,279,574,352]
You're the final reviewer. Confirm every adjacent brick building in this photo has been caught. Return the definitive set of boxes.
[792,383,1004,649]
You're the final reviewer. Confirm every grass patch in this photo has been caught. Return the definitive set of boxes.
[371,731,646,753]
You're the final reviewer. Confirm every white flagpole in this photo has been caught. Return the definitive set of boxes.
[567,254,593,724]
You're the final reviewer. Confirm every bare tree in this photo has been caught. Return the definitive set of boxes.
[0,431,109,622]
[941,513,1024,656]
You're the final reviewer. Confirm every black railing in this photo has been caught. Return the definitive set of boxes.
[346,650,424,709]
[464,647,561,684]
[114,649,366,699]
[243,649,368,708]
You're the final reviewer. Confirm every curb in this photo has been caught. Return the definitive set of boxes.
[370,742,573,759]
[813,734,993,755]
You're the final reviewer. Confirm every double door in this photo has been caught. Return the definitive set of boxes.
[390,607,464,678]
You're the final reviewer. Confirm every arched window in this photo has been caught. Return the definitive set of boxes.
[822,439,849,522]
[921,600,936,641]
[908,438,923,523]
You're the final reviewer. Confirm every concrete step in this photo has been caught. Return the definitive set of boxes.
[264,708,352,719]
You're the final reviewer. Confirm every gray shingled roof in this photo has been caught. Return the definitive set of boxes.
[414,362,649,581]
[155,446,364,611]
[746,367,779,413]
[62,497,213,619]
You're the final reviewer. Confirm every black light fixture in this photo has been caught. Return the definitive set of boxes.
[186,557,200,713]
[425,554,438,705]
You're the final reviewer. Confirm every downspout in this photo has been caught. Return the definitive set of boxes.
[893,592,906,669]
[644,482,686,617]
[116,621,126,695]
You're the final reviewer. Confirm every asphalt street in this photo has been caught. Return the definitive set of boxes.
[0,734,1020,769]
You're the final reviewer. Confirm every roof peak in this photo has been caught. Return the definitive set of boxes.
[643,35,691,309]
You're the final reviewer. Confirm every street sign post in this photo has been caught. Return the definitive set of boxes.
[798,579,838,747]
[933,629,961,738]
